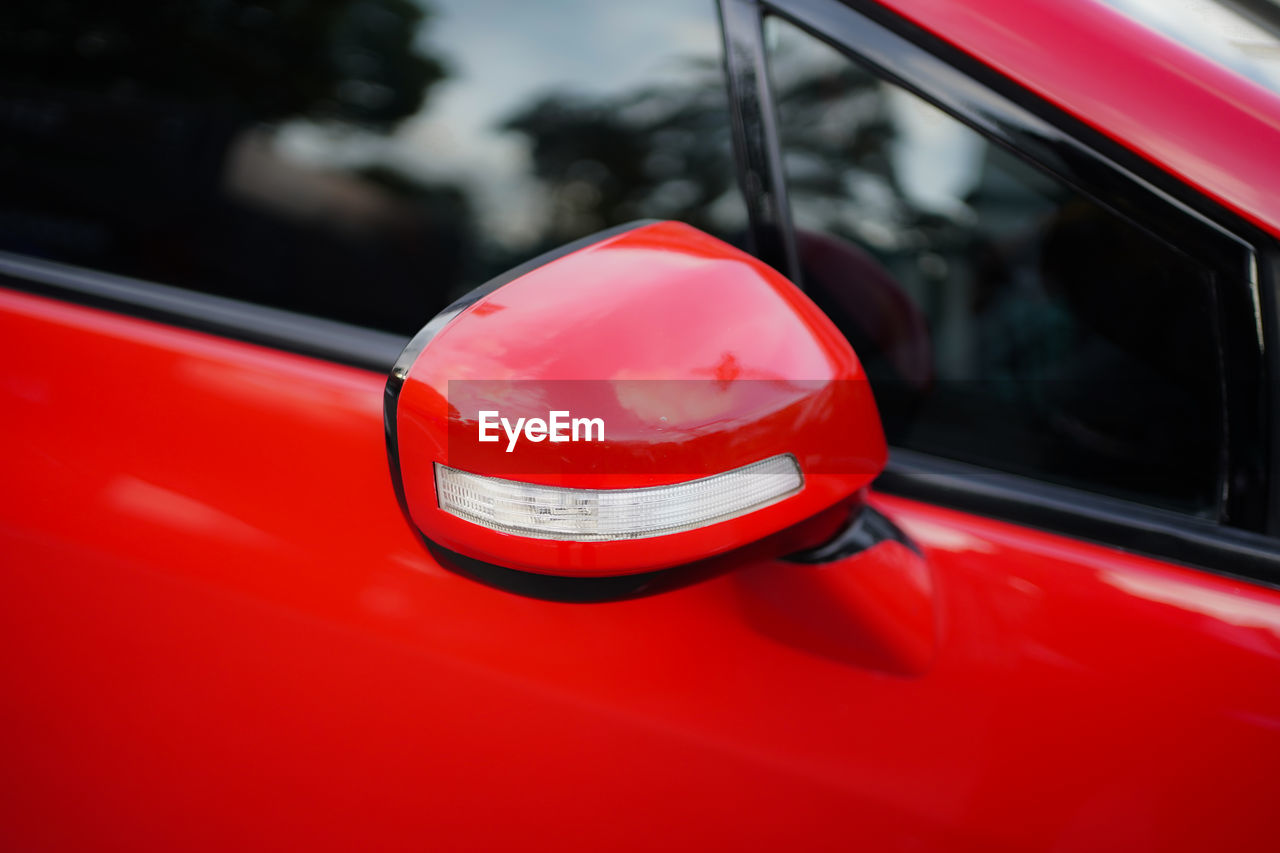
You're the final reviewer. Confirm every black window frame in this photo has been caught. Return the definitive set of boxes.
[0,249,408,372]
[719,0,1280,586]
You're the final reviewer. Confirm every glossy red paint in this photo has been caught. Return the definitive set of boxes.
[4,288,1280,850]
[739,540,938,675]
[394,221,886,576]
[872,0,1280,240]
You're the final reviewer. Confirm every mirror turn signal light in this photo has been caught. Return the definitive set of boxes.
[434,454,804,542]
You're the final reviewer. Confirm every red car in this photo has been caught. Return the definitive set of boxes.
[4,0,1280,849]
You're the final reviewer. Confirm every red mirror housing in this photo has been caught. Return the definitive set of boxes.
[385,220,887,577]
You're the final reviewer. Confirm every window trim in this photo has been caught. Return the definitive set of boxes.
[721,0,1280,585]
[880,449,1280,588]
[0,250,408,373]
[719,0,803,282]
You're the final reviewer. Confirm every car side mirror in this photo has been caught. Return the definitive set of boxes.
[384,220,887,578]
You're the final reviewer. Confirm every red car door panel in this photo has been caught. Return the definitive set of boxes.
[3,287,1280,850]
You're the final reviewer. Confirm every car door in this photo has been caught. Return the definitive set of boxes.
[3,1,1280,851]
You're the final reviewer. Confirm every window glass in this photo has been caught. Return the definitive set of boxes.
[766,17,1222,514]
[0,0,745,334]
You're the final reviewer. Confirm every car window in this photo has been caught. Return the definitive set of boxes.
[764,16,1223,515]
[0,0,745,335]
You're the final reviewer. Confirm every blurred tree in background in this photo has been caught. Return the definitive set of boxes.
[0,0,445,127]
